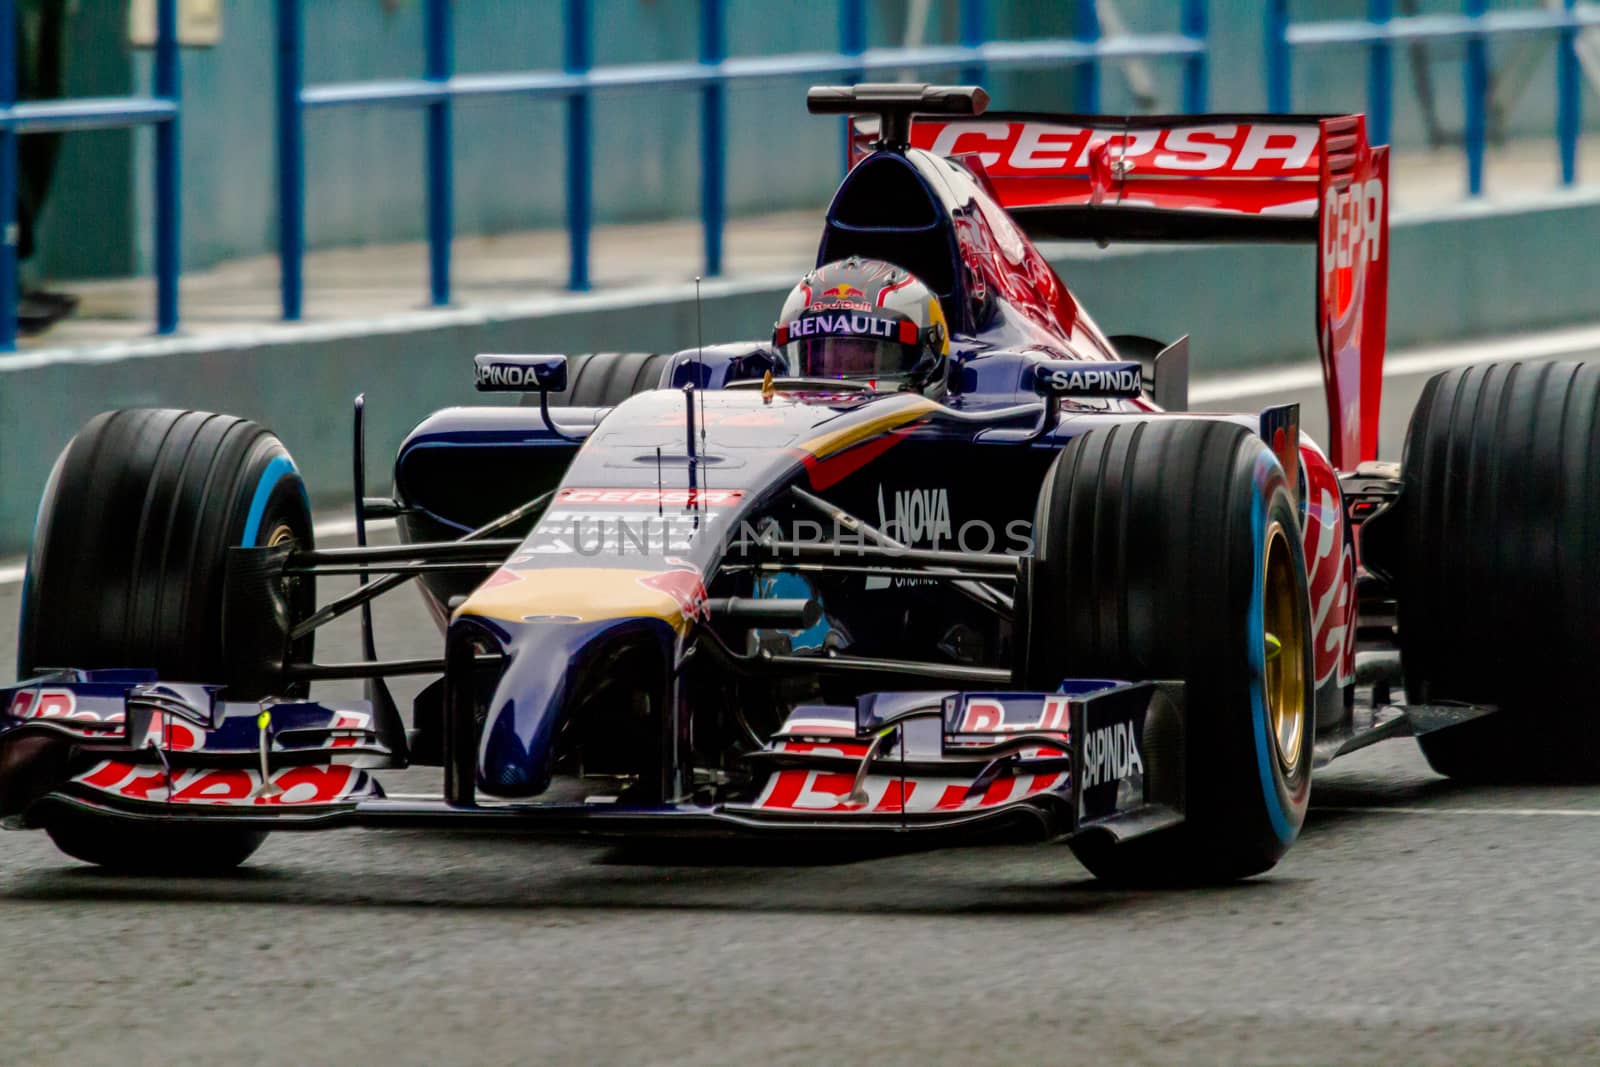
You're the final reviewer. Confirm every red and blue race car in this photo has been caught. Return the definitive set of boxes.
[6,84,1596,882]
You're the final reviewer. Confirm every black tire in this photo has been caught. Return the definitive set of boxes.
[19,408,315,696]
[18,409,312,875]
[518,352,668,408]
[1399,361,1600,781]
[45,807,268,874]
[1022,420,1314,884]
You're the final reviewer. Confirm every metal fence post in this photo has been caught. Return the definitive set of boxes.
[1266,0,1290,113]
[700,0,724,278]
[1072,0,1100,113]
[1181,0,1208,113]
[153,0,179,334]
[1558,0,1580,186]
[564,0,591,292]
[0,0,17,351]
[275,0,304,321]
[959,0,986,89]
[1463,0,1488,196]
[424,0,452,306]
[841,0,866,74]
[1367,0,1392,146]
[840,0,865,174]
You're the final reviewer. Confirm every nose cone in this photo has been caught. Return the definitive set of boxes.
[455,566,706,631]
[467,615,676,798]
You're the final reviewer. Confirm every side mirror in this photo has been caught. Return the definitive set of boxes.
[1152,336,1190,412]
[476,354,583,443]
[474,353,568,393]
[1030,360,1143,399]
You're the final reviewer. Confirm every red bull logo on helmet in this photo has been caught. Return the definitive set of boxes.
[819,284,864,300]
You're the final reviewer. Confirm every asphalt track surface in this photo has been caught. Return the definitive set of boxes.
[4,340,1600,1065]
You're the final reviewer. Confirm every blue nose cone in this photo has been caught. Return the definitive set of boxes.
[472,616,675,799]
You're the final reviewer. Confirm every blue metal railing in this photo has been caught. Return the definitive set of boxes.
[0,0,179,351]
[275,0,1211,320]
[1268,1,1600,196]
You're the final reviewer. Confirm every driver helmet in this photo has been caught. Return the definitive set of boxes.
[772,257,949,393]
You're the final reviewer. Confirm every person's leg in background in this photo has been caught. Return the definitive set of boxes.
[16,0,75,335]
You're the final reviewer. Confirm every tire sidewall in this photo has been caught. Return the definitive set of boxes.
[1232,448,1313,854]
[219,441,315,697]
[234,447,312,551]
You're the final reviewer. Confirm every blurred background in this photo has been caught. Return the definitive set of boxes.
[8,11,1600,1064]
[24,0,1600,292]
[4,0,1600,551]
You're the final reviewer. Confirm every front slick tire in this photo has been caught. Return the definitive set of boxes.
[18,408,314,697]
[18,409,310,874]
[1023,421,1314,885]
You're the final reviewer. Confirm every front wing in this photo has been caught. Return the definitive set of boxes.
[2,672,1185,846]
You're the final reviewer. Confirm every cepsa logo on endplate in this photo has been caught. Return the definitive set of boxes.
[1321,177,1385,317]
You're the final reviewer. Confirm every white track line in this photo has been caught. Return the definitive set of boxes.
[5,319,1600,589]
[1190,319,1600,403]
[1317,805,1600,817]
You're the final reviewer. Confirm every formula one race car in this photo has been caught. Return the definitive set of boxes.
[7,85,1599,882]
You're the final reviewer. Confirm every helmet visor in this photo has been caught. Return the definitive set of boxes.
[786,336,920,380]
[777,308,921,381]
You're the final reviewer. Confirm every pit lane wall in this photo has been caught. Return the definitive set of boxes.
[1,192,1595,553]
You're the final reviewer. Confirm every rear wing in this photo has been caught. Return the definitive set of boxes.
[853,112,1389,469]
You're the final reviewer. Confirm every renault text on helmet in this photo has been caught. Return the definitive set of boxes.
[773,257,950,394]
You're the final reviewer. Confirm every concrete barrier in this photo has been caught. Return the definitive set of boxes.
[4,191,1599,554]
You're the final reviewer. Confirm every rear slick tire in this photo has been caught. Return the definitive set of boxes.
[518,352,668,408]
[1399,361,1600,782]
[1021,420,1315,885]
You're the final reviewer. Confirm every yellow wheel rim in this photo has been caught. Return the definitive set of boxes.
[1261,521,1306,772]
[266,522,303,619]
